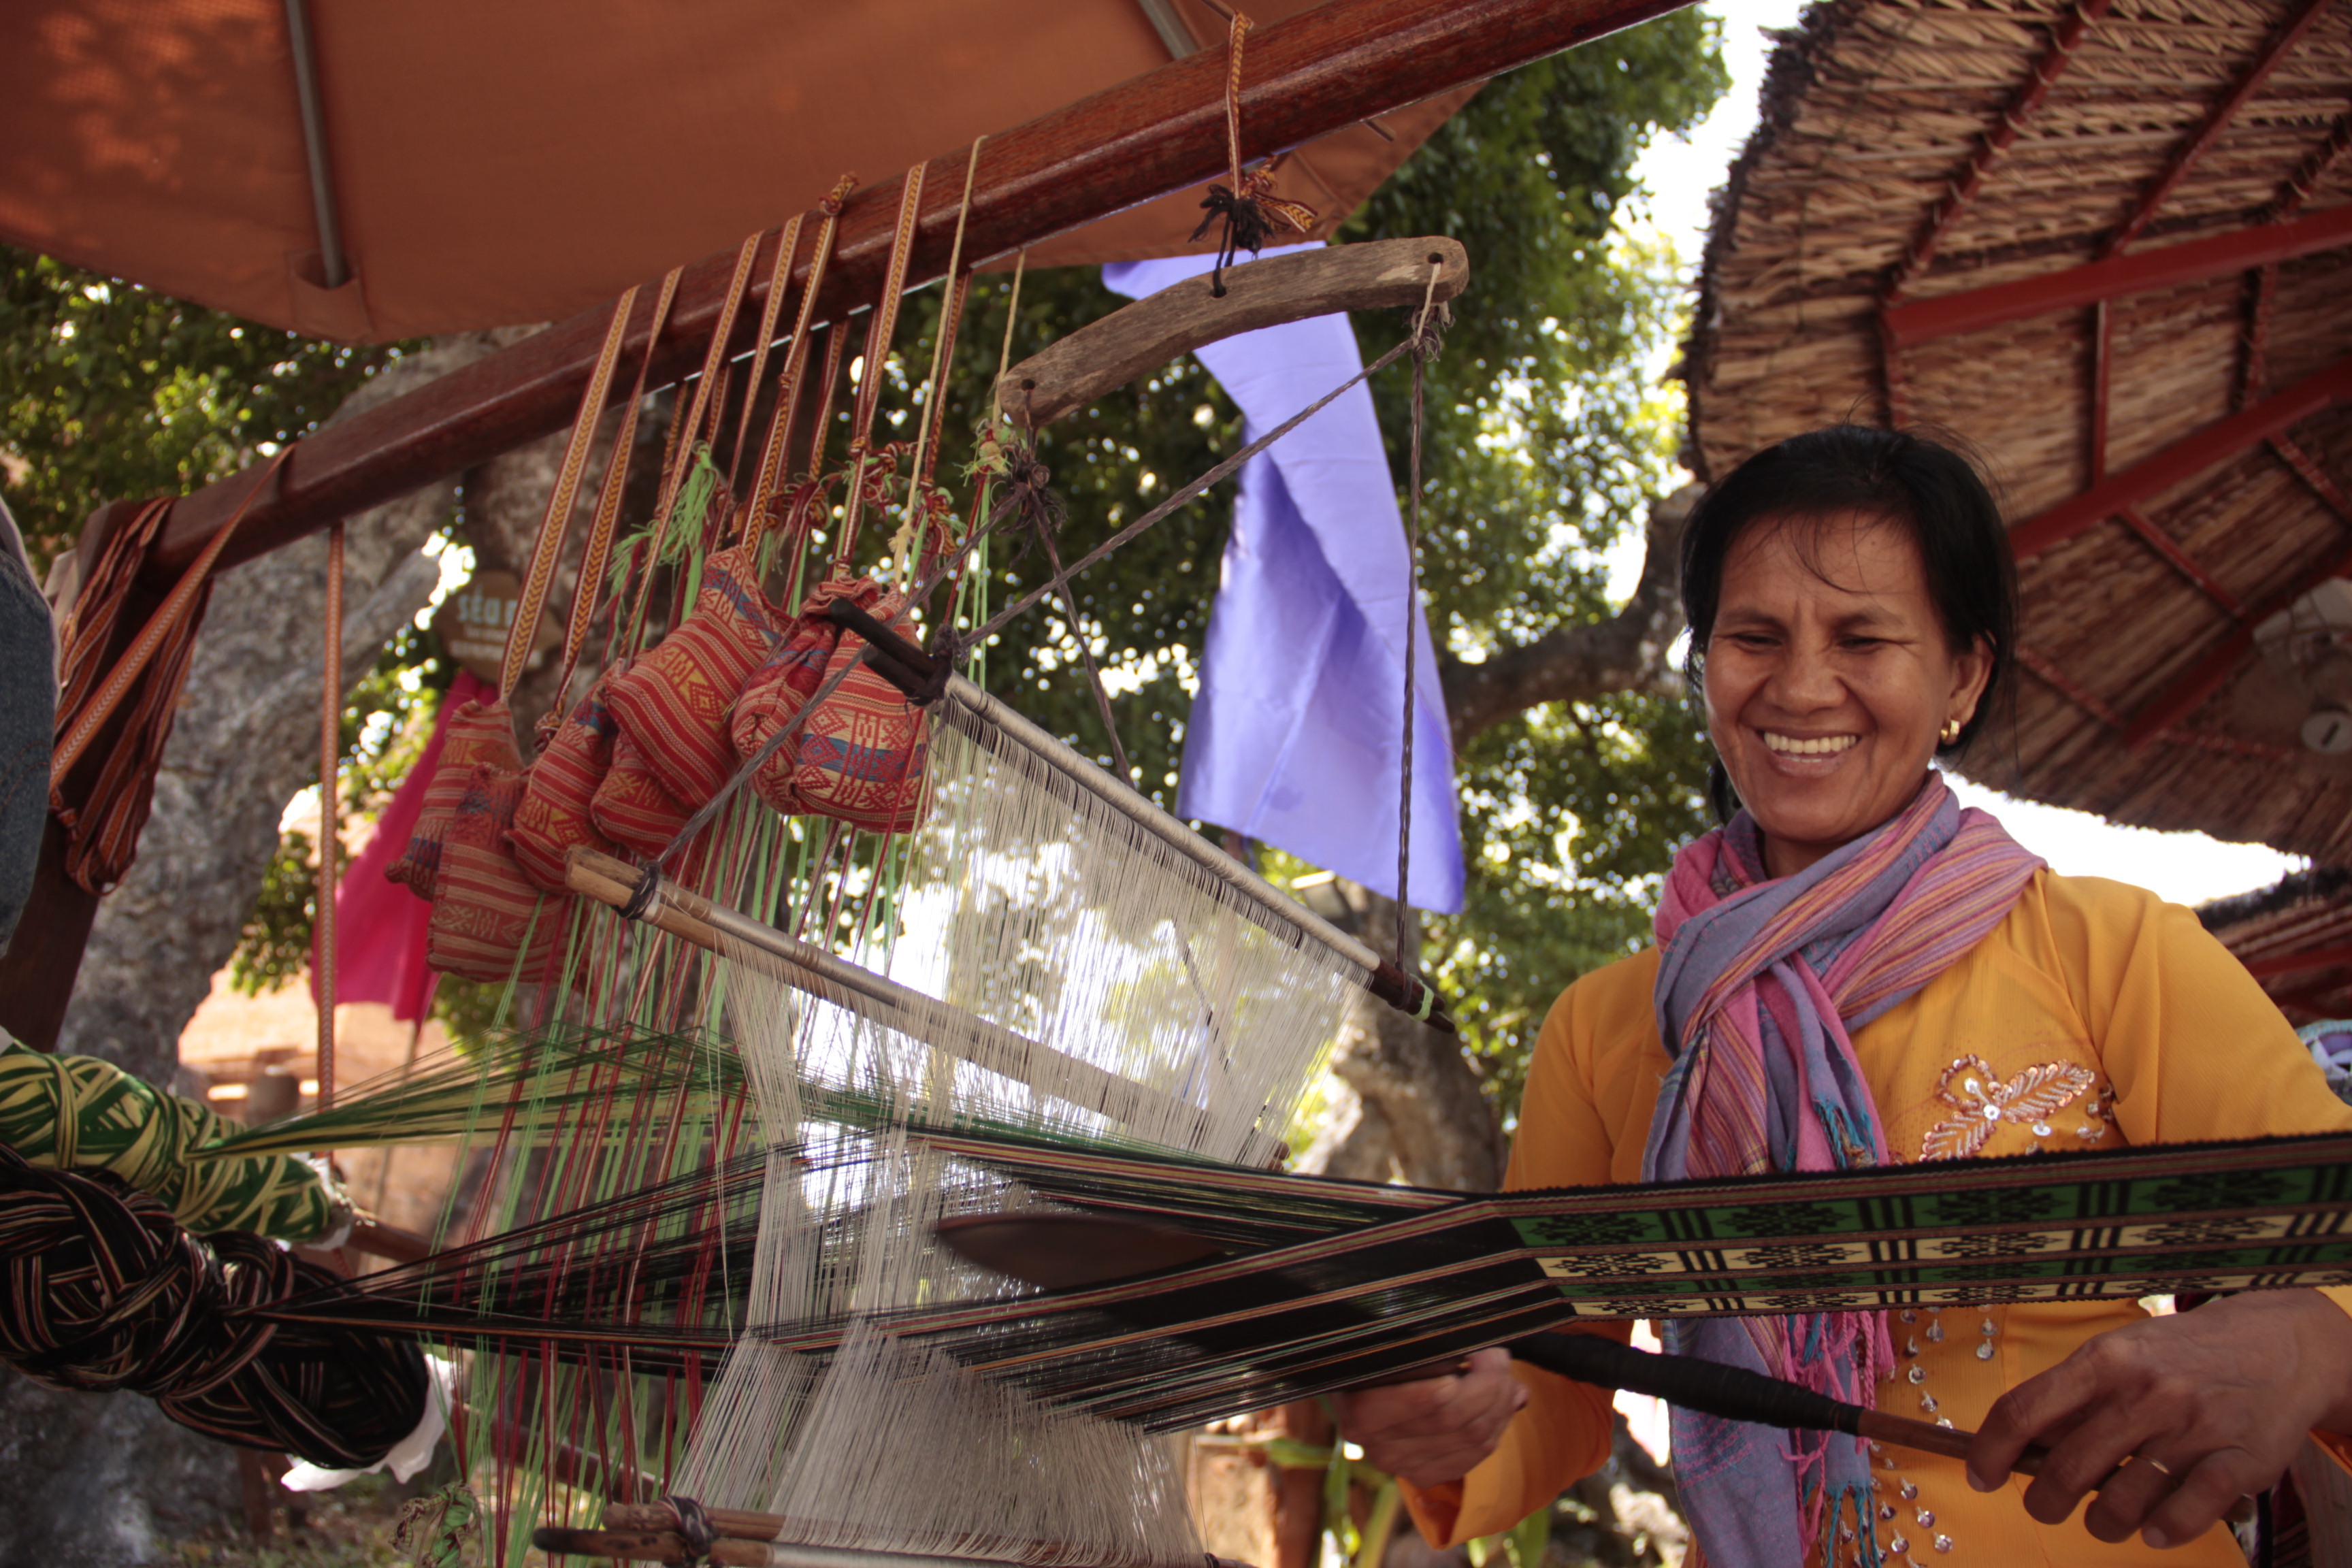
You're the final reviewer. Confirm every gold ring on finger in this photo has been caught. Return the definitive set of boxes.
[2138,1456,2174,1478]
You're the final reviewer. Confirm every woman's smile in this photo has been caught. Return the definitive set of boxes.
[1703,512,1991,879]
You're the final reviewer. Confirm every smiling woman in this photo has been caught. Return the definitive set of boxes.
[1331,427,2352,1568]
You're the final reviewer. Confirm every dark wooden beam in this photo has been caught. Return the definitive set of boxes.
[144,0,1689,587]
[2011,353,2352,559]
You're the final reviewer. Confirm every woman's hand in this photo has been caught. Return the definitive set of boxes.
[1326,1347,1526,1488]
[1966,1290,2352,1548]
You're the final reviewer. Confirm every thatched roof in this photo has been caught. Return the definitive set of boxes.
[1684,0,2352,860]
[2202,865,2352,1020]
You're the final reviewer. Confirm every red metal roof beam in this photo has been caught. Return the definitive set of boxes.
[2011,354,2352,560]
[1886,203,2352,348]
[2125,532,2352,751]
[1882,0,2112,302]
[2097,0,2334,258]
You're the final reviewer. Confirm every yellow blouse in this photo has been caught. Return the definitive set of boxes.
[1403,870,2352,1566]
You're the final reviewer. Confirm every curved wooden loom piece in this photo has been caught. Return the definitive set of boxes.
[996,235,1470,431]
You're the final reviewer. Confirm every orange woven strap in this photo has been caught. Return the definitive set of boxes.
[563,268,681,688]
[315,520,343,1109]
[747,174,860,539]
[728,211,806,493]
[649,231,762,534]
[52,446,291,780]
[500,286,639,702]
[836,165,930,568]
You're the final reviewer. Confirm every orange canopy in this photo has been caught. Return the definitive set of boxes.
[0,0,1467,342]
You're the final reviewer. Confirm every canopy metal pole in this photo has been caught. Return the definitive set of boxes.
[281,0,348,290]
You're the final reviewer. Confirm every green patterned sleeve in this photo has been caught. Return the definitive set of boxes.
[0,1034,346,1242]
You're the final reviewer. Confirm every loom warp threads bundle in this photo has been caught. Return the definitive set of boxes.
[666,691,1362,1565]
[0,1142,426,1467]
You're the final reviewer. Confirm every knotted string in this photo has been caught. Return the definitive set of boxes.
[1190,12,1317,296]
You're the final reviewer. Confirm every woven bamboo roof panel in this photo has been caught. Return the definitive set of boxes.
[1685,0,2352,860]
[2202,866,2352,1021]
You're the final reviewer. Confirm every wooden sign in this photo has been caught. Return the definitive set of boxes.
[432,570,524,683]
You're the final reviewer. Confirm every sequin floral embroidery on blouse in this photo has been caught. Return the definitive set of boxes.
[1921,1054,2098,1160]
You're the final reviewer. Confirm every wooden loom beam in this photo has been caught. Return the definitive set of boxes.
[137,0,1688,587]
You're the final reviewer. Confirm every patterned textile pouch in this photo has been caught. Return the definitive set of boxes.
[426,765,572,985]
[385,698,521,901]
[730,577,889,817]
[510,679,619,894]
[789,587,929,834]
[590,732,695,858]
[604,545,784,811]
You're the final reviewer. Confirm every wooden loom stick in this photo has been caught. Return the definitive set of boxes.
[996,236,1469,430]
[537,1524,1256,1568]
[562,847,1196,1130]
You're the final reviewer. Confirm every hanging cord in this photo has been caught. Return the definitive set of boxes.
[1190,11,1316,297]
[562,272,681,714]
[1394,264,1447,970]
[315,521,342,1109]
[1026,465,1134,783]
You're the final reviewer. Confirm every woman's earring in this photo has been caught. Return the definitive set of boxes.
[1940,718,1963,745]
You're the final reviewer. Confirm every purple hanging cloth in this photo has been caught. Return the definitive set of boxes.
[1102,244,1464,911]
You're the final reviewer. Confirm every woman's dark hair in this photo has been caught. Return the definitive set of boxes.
[1679,425,2017,821]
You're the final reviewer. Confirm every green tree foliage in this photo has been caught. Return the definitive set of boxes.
[0,243,394,568]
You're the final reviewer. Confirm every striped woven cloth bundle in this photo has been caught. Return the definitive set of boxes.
[737,1124,2352,1431]
[0,1141,425,1466]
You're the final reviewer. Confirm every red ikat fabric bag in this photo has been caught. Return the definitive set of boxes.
[590,730,695,858]
[728,576,889,817]
[788,587,929,835]
[385,692,521,902]
[508,678,619,894]
[425,764,573,985]
[603,545,784,811]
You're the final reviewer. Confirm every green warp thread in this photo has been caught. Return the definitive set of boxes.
[0,1035,344,1241]
[0,1141,424,1467]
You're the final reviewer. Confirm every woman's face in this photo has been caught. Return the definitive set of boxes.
[1702,512,1993,880]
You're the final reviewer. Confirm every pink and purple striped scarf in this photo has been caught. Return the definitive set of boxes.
[1644,774,2042,1568]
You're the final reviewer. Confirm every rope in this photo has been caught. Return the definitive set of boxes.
[316,519,342,1107]
[561,269,681,711]
[0,1141,423,1467]
[1394,263,1446,967]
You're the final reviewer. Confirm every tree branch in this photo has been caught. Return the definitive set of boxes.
[1439,483,1699,750]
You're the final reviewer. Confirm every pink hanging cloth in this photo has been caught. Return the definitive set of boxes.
[318,670,493,1022]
